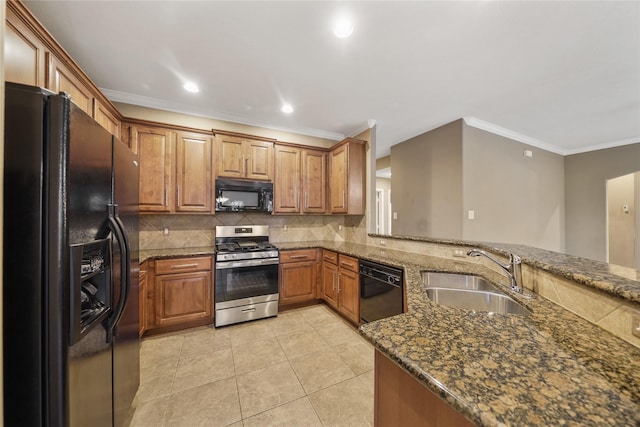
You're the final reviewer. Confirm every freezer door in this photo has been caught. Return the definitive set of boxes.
[112,138,141,427]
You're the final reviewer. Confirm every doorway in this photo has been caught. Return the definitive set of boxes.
[606,171,639,268]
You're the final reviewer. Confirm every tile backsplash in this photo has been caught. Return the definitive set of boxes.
[140,213,359,250]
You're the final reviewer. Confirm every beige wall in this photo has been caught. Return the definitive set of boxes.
[390,120,464,238]
[115,102,337,149]
[607,172,637,268]
[376,155,390,170]
[565,143,640,262]
[462,124,565,251]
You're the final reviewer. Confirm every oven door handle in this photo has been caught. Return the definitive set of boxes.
[215,258,280,269]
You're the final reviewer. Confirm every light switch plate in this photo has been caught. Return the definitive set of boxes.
[632,316,640,338]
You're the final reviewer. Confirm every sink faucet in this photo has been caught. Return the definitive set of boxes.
[466,249,524,294]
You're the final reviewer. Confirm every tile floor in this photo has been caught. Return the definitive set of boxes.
[131,304,375,427]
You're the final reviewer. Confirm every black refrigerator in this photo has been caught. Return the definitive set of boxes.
[3,82,140,427]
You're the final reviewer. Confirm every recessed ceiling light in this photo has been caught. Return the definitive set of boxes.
[281,104,294,114]
[333,17,354,38]
[183,81,200,93]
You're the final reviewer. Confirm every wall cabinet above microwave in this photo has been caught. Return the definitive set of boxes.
[215,133,275,181]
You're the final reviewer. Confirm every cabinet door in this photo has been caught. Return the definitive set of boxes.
[5,6,46,87]
[338,268,360,325]
[155,271,212,327]
[137,126,175,212]
[329,144,348,213]
[176,131,213,213]
[48,56,94,116]
[217,135,245,178]
[322,261,339,309]
[302,149,327,213]
[274,145,301,213]
[245,139,274,180]
[93,99,121,138]
[280,261,317,305]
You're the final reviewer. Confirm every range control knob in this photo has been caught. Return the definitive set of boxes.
[388,276,397,284]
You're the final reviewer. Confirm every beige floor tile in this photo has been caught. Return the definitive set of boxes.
[334,339,375,375]
[140,358,179,385]
[290,350,356,394]
[130,396,170,427]
[165,377,241,427]
[140,334,184,366]
[267,311,314,337]
[229,321,275,347]
[136,371,175,403]
[242,397,322,427]
[172,348,235,393]
[299,305,338,323]
[276,329,331,359]
[232,337,287,375]
[314,319,361,347]
[236,361,305,418]
[309,371,375,427]
[181,327,231,359]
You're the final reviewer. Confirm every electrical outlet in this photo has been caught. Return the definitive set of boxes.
[283,225,288,231]
[632,316,640,338]
[162,226,169,236]
[379,240,386,246]
[338,224,343,231]
[453,249,465,257]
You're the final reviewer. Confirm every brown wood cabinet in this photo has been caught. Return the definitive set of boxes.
[216,133,274,181]
[329,138,366,214]
[139,262,148,337]
[321,250,339,308]
[279,249,319,306]
[274,144,327,214]
[136,125,176,213]
[321,250,360,324]
[5,1,123,137]
[175,131,214,213]
[374,350,474,427]
[152,256,214,330]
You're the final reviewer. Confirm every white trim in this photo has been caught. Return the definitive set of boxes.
[101,88,345,141]
[347,119,377,139]
[463,117,640,156]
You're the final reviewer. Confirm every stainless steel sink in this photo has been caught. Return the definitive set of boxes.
[423,272,530,316]
[422,271,501,292]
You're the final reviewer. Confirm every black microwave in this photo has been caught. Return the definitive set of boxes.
[215,178,273,212]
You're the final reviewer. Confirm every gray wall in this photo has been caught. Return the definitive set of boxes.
[390,120,463,238]
[565,143,640,262]
[462,125,565,251]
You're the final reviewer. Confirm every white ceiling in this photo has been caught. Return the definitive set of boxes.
[24,1,640,157]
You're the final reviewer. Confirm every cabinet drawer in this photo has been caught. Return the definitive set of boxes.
[280,249,318,263]
[322,250,338,265]
[338,254,358,272]
[155,256,212,275]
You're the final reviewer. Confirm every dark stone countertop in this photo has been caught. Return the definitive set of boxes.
[140,240,640,425]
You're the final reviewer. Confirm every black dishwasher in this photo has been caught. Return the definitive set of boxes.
[359,260,404,323]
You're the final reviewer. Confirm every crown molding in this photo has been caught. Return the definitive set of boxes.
[561,136,640,156]
[100,88,345,141]
[463,117,565,154]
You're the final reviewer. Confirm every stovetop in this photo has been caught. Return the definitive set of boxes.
[215,241,277,253]
[215,225,279,261]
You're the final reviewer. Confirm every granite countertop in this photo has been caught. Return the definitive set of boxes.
[140,240,640,425]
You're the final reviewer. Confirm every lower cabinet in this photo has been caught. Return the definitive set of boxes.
[374,350,474,427]
[322,250,360,325]
[142,256,214,335]
[279,249,319,306]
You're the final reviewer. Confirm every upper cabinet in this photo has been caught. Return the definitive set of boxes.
[216,132,274,181]
[4,1,122,137]
[125,121,215,214]
[175,131,214,213]
[329,138,366,215]
[136,125,176,213]
[274,144,327,214]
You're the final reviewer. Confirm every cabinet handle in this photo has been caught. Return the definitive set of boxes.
[244,156,249,175]
[340,262,355,269]
[177,185,181,206]
[342,191,345,208]
[289,255,308,259]
[305,192,308,209]
[165,185,169,207]
[337,272,341,293]
[332,271,336,291]
[298,191,301,210]
[170,263,199,269]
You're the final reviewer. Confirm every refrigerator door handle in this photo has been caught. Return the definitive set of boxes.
[98,204,130,342]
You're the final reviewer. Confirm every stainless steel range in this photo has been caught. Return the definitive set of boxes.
[214,225,279,327]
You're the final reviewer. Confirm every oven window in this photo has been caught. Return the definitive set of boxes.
[215,264,278,302]
[219,190,259,209]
